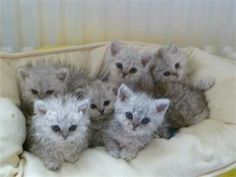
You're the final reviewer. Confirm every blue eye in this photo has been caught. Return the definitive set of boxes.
[51,125,60,132]
[69,125,77,131]
[125,112,133,120]
[141,117,150,124]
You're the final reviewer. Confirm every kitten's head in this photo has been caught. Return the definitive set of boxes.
[87,80,116,121]
[109,40,151,84]
[17,64,69,103]
[33,96,90,142]
[150,44,187,83]
[114,84,169,135]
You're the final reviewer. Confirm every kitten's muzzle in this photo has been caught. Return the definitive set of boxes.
[132,123,139,130]
[62,132,69,140]
[99,109,104,115]
[122,72,128,78]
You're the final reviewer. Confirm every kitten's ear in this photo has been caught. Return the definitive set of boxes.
[117,84,132,102]
[110,40,122,56]
[34,100,47,116]
[154,99,170,114]
[168,43,178,54]
[78,98,90,113]
[56,68,69,82]
[17,66,29,80]
[141,53,152,67]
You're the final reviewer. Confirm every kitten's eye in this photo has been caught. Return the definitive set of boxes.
[175,63,180,69]
[51,125,61,132]
[69,125,77,131]
[141,117,150,124]
[116,63,123,70]
[46,90,54,95]
[163,71,171,76]
[31,89,38,95]
[104,100,110,106]
[125,112,133,120]
[90,104,97,109]
[129,67,137,73]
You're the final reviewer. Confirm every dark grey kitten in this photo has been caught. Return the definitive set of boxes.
[105,84,169,160]
[87,80,116,147]
[17,60,90,117]
[17,61,69,117]
[147,44,215,138]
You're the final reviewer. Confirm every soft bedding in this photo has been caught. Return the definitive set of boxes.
[0,41,235,177]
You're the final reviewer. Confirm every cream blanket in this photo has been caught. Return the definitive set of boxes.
[0,41,235,177]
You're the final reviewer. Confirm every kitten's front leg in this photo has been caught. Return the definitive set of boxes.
[192,77,215,91]
[42,152,63,171]
[105,139,121,159]
[120,146,140,161]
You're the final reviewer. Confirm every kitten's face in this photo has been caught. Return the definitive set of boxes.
[88,81,116,121]
[151,44,187,83]
[109,41,148,84]
[18,66,69,102]
[34,97,90,142]
[114,84,169,135]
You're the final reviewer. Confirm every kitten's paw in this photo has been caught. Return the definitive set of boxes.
[194,77,215,91]
[44,160,61,171]
[108,149,120,159]
[64,154,80,164]
[120,149,137,161]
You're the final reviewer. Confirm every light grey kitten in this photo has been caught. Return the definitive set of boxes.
[87,80,116,147]
[26,96,90,171]
[105,84,169,160]
[17,61,70,117]
[147,44,215,138]
[108,40,154,93]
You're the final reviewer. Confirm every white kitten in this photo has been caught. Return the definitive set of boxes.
[26,95,90,170]
[105,84,169,160]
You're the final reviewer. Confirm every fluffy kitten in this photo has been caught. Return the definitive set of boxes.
[87,80,116,147]
[105,84,169,160]
[17,60,90,116]
[149,43,215,90]
[27,95,90,171]
[108,40,153,92]
[17,61,70,116]
[147,44,215,138]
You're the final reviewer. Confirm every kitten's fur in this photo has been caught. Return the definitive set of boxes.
[147,44,215,138]
[17,60,90,116]
[105,84,169,160]
[108,40,154,93]
[87,80,116,147]
[26,95,90,170]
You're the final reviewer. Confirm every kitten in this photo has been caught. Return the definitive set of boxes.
[108,40,153,92]
[17,60,91,116]
[149,43,215,90]
[105,84,169,160]
[87,80,116,147]
[147,44,215,138]
[17,61,70,116]
[26,95,90,171]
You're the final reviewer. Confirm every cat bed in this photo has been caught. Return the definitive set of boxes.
[0,41,235,177]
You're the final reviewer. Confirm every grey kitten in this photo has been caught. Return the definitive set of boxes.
[27,95,90,171]
[148,44,215,138]
[17,61,70,116]
[87,80,116,147]
[149,43,215,90]
[105,84,169,160]
[108,40,153,92]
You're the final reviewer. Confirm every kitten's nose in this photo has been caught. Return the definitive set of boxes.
[172,72,178,77]
[132,123,139,130]
[122,72,128,78]
[62,132,69,140]
[100,109,104,114]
